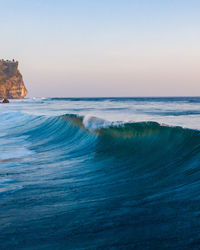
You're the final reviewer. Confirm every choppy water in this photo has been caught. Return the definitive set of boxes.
[1,97,200,249]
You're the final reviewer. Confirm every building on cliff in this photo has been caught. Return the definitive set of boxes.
[0,59,28,99]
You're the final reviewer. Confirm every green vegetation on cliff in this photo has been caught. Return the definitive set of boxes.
[0,60,19,83]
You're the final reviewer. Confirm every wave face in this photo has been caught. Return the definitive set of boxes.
[1,98,200,249]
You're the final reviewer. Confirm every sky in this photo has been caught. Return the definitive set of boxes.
[0,0,200,97]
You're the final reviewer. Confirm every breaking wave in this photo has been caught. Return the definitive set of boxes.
[1,111,200,249]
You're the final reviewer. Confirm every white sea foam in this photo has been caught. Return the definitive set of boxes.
[83,115,112,131]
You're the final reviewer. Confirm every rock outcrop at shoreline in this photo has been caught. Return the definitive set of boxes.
[0,60,28,99]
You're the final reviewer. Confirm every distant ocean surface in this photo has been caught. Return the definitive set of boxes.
[1,97,200,249]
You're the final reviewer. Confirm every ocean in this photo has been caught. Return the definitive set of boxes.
[1,97,200,249]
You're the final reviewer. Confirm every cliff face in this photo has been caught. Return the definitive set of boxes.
[0,60,28,99]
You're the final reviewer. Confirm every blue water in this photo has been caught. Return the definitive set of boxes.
[1,97,200,249]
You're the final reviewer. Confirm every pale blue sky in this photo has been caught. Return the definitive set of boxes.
[1,0,200,97]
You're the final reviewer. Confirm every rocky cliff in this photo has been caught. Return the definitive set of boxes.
[0,60,28,99]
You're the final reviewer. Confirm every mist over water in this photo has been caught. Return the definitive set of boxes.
[1,97,200,249]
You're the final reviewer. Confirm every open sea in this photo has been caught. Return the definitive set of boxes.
[1,97,200,249]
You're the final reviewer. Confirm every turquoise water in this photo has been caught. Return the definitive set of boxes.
[1,97,200,249]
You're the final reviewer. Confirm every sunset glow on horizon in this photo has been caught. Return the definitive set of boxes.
[1,0,200,97]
